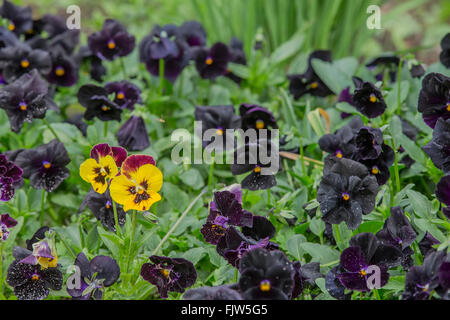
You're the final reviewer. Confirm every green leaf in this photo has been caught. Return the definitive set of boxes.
[162,182,190,212]
[180,168,205,190]
[286,234,306,261]
[307,108,326,137]
[270,32,304,65]
[300,242,340,264]
[311,59,350,94]
[406,190,432,219]
[182,247,206,265]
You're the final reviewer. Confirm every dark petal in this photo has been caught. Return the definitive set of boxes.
[14,279,48,300]
[40,267,63,290]
[349,233,380,263]
[116,116,150,151]
[90,255,120,287]
[242,215,275,241]
[241,172,276,191]
[337,272,369,291]
[438,262,450,289]
[140,262,169,298]
[418,232,440,258]
[325,266,348,300]
[436,175,450,206]
[370,244,403,268]
[12,246,32,260]
[6,260,32,287]
[74,252,91,279]
[345,200,362,230]
[0,213,17,228]
[26,226,49,250]
[418,73,450,129]
[291,261,303,299]
[340,246,367,272]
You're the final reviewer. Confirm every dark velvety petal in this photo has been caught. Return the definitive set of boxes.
[370,244,403,268]
[183,285,243,300]
[14,279,48,300]
[418,73,450,129]
[418,232,440,258]
[40,267,63,290]
[340,246,367,272]
[90,255,120,287]
[349,233,380,263]
[116,116,150,151]
[436,175,450,206]
[26,226,49,250]
[241,171,276,191]
[337,271,369,291]
[74,252,91,279]
[325,266,348,300]
[438,262,450,289]
[121,154,155,177]
[242,215,275,241]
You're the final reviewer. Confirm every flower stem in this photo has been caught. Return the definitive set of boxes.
[42,118,61,141]
[40,189,46,226]
[208,151,215,193]
[152,188,207,256]
[267,189,271,206]
[104,121,108,138]
[391,139,401,194]
[396,59,403,115]
[126,211,137,275]
[333,224,341,245]
[120,57,127,79]
[158,58,165,96]
[112,200,121,238]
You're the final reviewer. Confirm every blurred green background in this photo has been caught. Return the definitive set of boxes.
[18,0,450,64]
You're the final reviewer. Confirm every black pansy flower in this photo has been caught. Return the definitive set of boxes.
[184,284,242,300]
[0,153,22,201]
[46,48,79,87]
[231,139,279,191]
[194,42,231,79]
[436,175,450,219]
[0,69,53,133]
[194,105,241,150]
[358,144,395,186]
[0,43,51,83]
[365,55,399,82]
[238,248,295,300]
[402,250,447,300]
[140,255,197,299]
[288,50,333,100]
[440,33,450,68]
[6,259,62,300]
[419,232,440,258]
[0,0,32,36]
[105,80,141,110]
[14,139,70,192]
[417,72,450,129]
[336,233,402,292]
[79,189,126,232]
[239,103,277,131]
[352,77,386,118]
[116,116,150,152]
[78,84,122,122]
[241,215,275,242]
[88,19,135,61]
[318,116,363,159]
[410,63,425,78]
[376,207,417,270]
[317,157,379,230]
[201,190,253,245]
[422,118,450,173]
[226,37,247,83]
[291,261,323,299]
[325,265,351,300]
[0,213,17,241]
[354,127,384,160]
[217,226,278,268]
[179,21,206,48]
[66,253,120,300]
[75,46,107,82]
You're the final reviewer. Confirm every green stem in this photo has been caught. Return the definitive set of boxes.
[333,224,341,245]
[234,269,238,282]
[267,189,271,206]
[40,189,46,226]
[120,57,127,79]
[208,151,215,193]
[396,59,403,115]
[42,118,61,141]
[57,232,76,259]
[391,139,401,194]
[104,121,108,138]
[320,259,340,268]
[152,188,207,256]
[126,211,137,275]
[158,58,165,96]
[112,200,121,238]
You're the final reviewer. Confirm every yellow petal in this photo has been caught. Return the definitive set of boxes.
[138,164,163,192]
[99,155,119,178]
[110,174,134,205]
[79,158,99,183]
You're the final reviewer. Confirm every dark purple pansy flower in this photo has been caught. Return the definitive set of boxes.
[46,47,79,87]
[423,118,450,173]
[317,157,379,230]
[436,175,450,219]
[239,103,278,131]
[336,233,402,292]
[291,261,323,299]
[66,253,120,300]
[226,37,247,83]
[6,259,62,300]
[194,42,231,79]
[201,190,253,245]
[116,116,150,152]
[183,284,242,300]
[440,33,450,68]
[365,55,399,82]
[90,143,127,168]
[75,46,107,82]
[410,64,425,78]
[140,255,197,299]
[88,19,135,61]
[216,226,278,268]
[194,105,241,150]
[179,21,206,48]
[105,80,141,110]
[360,145,395,186]
[78,84,123,122]
[0,43,51,83]
[0,69,53,133]
[417,72,450,129]
[352,76,387,118]
[0,153,22,201]
[139,24,190,82]
[318,116,363,159]
[338,87,355,119]
[241,215,275,242]
[288,50,334,100]
[14,139,70,192]
[79,189,126,232]
[418,232,440,258]
[238,248,295,300]
[0,213,17,241]
[354,127,384,160]
[402,250,448,300]
[325,265,351,300]
[26,226,49,251]
[231,140,279,191]
[376,207,417,270]
[0,0,32,36]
